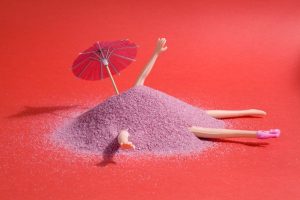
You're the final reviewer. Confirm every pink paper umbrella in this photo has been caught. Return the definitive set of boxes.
[72,39,138,94]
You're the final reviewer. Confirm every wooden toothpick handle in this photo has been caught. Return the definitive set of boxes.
[105,65,119,95]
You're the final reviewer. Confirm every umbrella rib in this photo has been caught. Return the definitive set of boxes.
[96,41,106,59]
[78,60,92,78]
[99,61,104,80]
[108,61,120,75]
[79,50,97,55]
[105,41,119,58]
[86,63,94,80]
[106,40,125,58]
[111,46,137,51]
[72,56,93,70]
[91,51,101,59]
[107,46,137,59]
[112,58,128,68]
[89,57,99,61]
[109,53,136,61]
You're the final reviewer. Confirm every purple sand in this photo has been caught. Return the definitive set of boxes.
[52,86,225,156]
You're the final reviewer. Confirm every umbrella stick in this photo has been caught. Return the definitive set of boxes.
[105,65,119,95]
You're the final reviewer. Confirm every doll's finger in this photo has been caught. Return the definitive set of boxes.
[162,46,168,51]
[159,39,164,45]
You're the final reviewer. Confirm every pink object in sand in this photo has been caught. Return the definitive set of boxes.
[257,129,280,139]
[52,86,225,156]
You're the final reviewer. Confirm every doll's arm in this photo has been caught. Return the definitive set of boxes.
[135,38,168,86]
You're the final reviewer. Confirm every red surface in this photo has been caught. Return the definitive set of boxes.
[1,0,300,199]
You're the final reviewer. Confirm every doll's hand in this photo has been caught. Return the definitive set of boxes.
[154,38,168,54]
[120,142,135,150]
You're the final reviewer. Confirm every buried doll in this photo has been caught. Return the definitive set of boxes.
[117,38,280,150]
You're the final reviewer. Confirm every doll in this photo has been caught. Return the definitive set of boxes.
[117,38,280,150]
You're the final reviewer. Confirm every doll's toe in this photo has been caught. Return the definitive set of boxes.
[269,129,281,137]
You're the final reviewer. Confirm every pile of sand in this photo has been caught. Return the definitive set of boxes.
[52,86,225,156]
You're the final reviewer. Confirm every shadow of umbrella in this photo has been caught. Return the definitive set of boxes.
[6,105,80,118]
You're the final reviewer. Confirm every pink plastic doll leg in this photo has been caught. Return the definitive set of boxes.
[189,127,280,139]
[206,109,266,119]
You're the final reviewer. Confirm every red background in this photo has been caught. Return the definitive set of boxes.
[1,0,300,199]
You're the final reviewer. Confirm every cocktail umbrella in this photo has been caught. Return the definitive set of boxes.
[71,39,137,94]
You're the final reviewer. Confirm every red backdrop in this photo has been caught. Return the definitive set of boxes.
[1,0,300,199]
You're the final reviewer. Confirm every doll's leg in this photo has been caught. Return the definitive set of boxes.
[189,126,280,139]
[206,109,266,119]
[117,129,135,150]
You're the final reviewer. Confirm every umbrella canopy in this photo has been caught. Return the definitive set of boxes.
[71,39,137,94]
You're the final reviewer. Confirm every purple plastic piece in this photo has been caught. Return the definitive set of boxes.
[257,129,281,139]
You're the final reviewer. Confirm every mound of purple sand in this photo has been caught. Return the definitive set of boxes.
[52,86,225,156]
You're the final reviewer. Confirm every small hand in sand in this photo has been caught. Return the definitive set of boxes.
[120,142,136,150]
[118,129,135,150]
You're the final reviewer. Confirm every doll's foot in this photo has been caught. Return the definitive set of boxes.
[257,129,280,139]
[120,142,135,150]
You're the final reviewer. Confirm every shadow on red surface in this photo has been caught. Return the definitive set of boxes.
[201,138,269,147]
[6,105,85,118]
